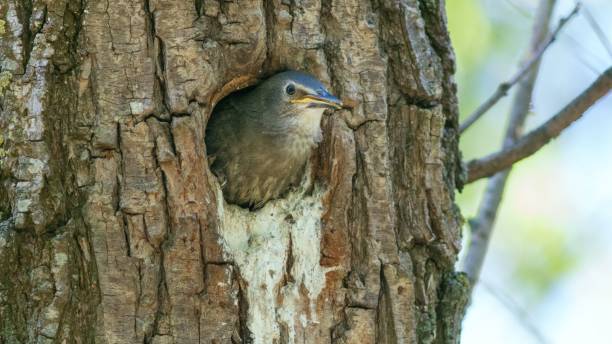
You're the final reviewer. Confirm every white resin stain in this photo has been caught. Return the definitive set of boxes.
[217,180,329,344]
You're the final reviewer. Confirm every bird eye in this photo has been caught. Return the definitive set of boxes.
[285,84,296,95]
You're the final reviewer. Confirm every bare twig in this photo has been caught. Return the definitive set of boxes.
[571,46,605,76]
[480,281,550,344]
[461,0,557,287]
[459,3,580,134]
[564,32,611,69]
[503,0,533,19]
[582,4,612,59]
[466,66,612,183]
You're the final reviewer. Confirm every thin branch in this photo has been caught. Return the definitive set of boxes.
[459,3,580,134]
[571,45,605,76]
[466,66,612,183]
[461,0,557,287]
[503,0,533,19]
[564,32,611,69]
[581,4,612,59]
[480,281,550,344]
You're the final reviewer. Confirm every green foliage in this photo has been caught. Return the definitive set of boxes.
[447,0,494,121]
[447,1,492,73]
[507,222,580,300]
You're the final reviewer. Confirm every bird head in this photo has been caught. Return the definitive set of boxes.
[253,70,343,139]
[267,70,342,110]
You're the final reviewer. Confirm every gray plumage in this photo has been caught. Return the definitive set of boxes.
[205,71,342,209]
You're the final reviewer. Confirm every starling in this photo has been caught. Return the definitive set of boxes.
[205,71,342,209]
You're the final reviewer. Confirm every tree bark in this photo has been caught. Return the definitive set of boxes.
[0,0,466,343]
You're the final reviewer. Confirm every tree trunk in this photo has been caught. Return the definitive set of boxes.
[0,0,467,343]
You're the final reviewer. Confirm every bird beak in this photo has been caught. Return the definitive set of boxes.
[292,92,343,109]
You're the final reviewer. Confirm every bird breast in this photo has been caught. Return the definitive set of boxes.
[209,106,326,208]
[285,107,325,147]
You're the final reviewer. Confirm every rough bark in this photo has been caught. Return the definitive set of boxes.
[0,0,466,343]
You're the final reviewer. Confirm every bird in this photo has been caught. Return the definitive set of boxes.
[205,70,343,209]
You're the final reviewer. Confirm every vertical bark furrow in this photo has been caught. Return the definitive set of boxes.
[117,120,168,340]
[381,0,462,342]
[377,263,418,344]
[416,0,463,196]
[377,0,444,103]
[1,0,98,342]
[83,0,164,341]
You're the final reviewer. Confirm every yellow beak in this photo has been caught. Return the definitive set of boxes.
[290,94,343,109]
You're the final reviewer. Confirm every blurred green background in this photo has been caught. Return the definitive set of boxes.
[447,0,612,343]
